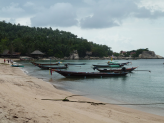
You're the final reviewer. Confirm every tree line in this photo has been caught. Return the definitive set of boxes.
[0,21,113,58]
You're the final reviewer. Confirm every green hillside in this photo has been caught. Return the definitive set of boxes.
[0,21,113,58]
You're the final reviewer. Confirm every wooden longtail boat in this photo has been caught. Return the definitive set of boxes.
[95,67,137,72]
[31,62,59,66]
[11,64,24,67]
[107,62,131,65]
[65,63,86,65]
[51,69,128,78]
[93,64,124,68]
[37,65,68,70]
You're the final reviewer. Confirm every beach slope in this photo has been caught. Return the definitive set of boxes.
[0,59,164,123]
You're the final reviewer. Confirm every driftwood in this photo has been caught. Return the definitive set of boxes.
[42,95,164,106]
[41,95,105,105]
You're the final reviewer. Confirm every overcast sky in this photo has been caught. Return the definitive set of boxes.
[1,0,164,56]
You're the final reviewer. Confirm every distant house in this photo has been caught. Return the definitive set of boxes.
[30,50,45,58]
[130,52,136,57]
[1,49,21,58]
[130,52,136,55]
[86,51,92,55]
[120,51,126,55]
[90,57,99,59]
[1,49,9,55]
[120,51,127,56]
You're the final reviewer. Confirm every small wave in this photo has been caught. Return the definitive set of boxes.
[20,68,29,74]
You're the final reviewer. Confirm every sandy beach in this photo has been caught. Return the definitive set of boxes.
[0,58,164,123]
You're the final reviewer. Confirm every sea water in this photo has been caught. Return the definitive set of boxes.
[19,59,164,116]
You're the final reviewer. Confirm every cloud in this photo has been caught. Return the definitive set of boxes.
[80,16,119,28]
[139,0,164,12]
[0,3,24,18]
[79,0,164,29]
[0,1,37,24]
[23,2,35,7]
[133,7,164,19]
[1,0,164,28]
[30,3,78,27]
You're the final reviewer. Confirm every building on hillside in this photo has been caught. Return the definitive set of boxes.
[1,49,21,58]
[86,51,92,55]
[130,52,136,55]
[30,50,45,58]
[120,51,126,55]
[130,52,136,57]
[120,51,127,57]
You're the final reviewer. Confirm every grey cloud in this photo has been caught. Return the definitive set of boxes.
[1,0,164,28]
[80,0,164,29]
[0,3,25,18]
[0,0,80,25]
[30,3,78,27]
[80,0,138,28]
[134,7,164,19]
[0,1,39,19]
[80,16,119,28]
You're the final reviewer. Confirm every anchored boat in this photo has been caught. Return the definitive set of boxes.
[65,63,86,65]
[51,69,128,78]
[92,64,124,68]
[31,62,59,66]
[107,61,131,65]
[37,65,68,70]
[11,64,24,67]
[94,67,137,72]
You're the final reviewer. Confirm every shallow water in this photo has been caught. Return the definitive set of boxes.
[19,59,164,116]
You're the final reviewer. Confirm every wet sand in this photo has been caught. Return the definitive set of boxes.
[0,58,164,123]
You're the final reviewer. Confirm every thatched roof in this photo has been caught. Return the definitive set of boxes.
[31,50,44,55]
[1,49,20,55]
[1,49,9,55]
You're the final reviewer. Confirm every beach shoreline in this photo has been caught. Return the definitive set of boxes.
[0,58,164,123]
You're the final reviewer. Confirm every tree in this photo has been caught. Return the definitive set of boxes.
[0,38,8,53]
[113,52,120,57]
[0,21,113,57]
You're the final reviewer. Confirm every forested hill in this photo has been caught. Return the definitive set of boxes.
[0,21,113,58]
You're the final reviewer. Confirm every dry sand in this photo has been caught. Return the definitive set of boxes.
[0,58,164,123]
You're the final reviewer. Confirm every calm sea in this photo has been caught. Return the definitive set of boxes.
[18,59,164,116]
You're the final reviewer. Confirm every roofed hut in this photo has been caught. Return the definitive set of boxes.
[1,49,21,58]
[30,50,45,58]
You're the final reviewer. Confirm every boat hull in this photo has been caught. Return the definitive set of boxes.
[11,65,24,67]
[107,62,131,65]
[93,64,124,68]
[97,67,137,72]
[31,62,59,66]
[37,65,67,70]
[65,63,86,65]
[53,70,128,78]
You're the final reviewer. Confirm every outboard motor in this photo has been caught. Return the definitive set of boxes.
[65,64,68,67]
[121,67,126,72]
[93,66,98,71]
